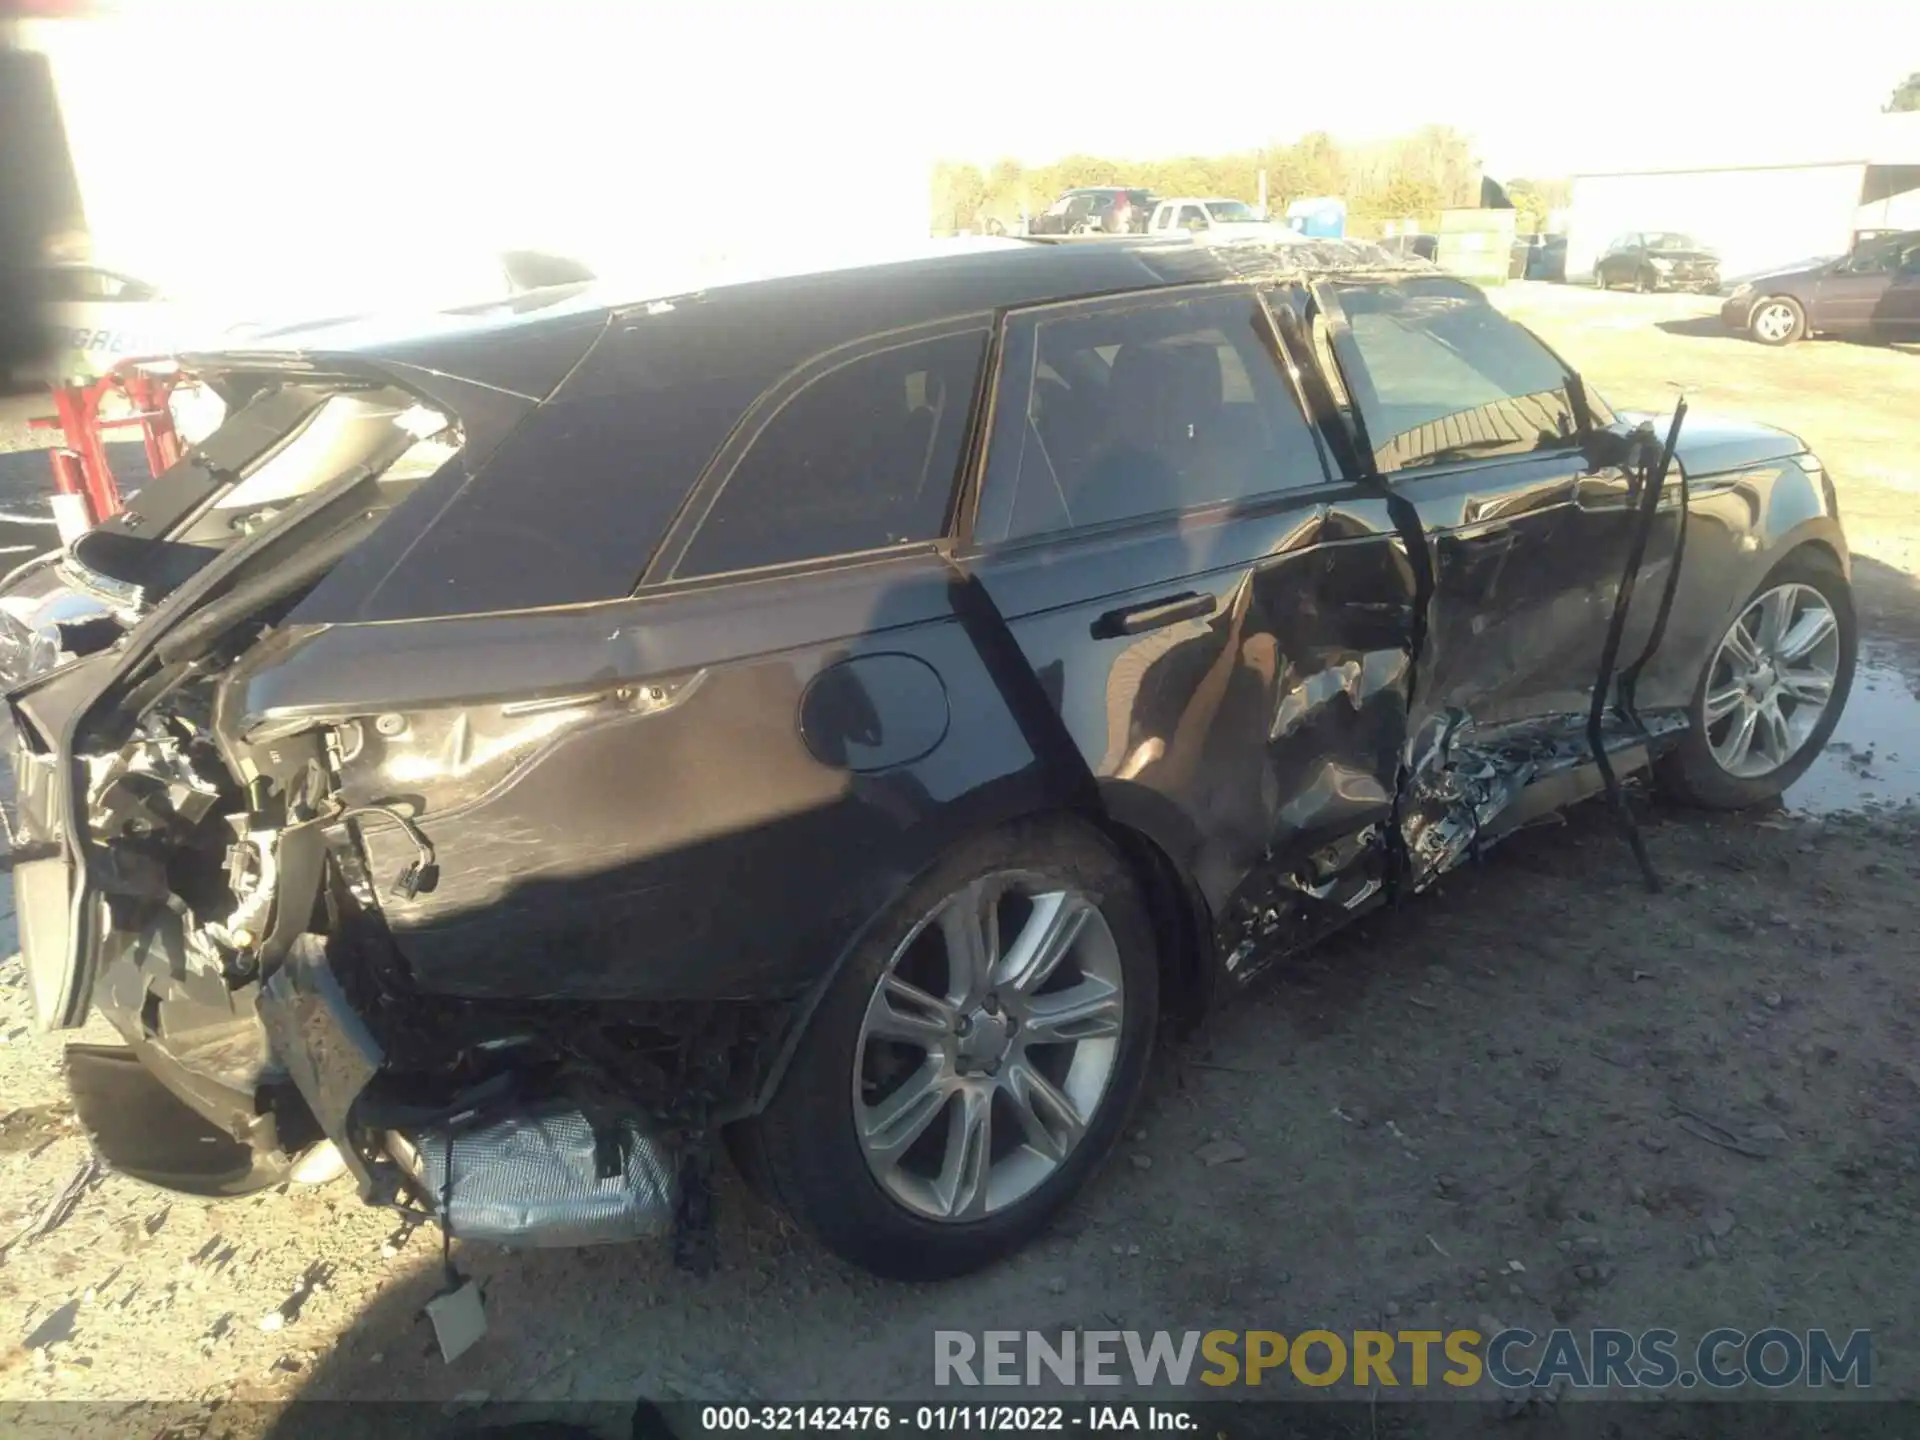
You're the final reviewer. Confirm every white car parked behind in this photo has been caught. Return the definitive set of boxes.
[1146,198,1302,246]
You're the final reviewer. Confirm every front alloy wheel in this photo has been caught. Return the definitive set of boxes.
[1703,582,1841,779]
[1660,555,1856,809]
[855,875,1123,1222]
[741,817,1158,1279]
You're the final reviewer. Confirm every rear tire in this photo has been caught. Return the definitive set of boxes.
[742,816,1159,1280]
[1658,553,1855,810]
[1748,296,1807,346]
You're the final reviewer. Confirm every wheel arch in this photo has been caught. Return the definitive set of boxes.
[1092,814,1216,1033]
[741,797,1215,1117]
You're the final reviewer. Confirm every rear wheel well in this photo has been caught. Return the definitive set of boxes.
[1094,817,1214,1033]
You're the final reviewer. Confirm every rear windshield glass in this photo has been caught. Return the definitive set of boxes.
[64,383,453,603]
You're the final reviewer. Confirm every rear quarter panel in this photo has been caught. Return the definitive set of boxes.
[229,554,1078,1002]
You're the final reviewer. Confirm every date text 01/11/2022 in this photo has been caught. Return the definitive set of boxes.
[696,1405,1197,1432]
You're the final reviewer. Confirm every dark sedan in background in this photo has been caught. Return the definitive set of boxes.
[1722,228,1920,346]
[1,240,1855,1282]
[1594,231,1721,293]
[1028,187,1156,235]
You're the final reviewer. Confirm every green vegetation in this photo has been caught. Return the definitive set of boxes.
[932,128,1564,238]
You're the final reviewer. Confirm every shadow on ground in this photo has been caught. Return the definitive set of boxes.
[1655,315,1920,356]
[1849,553,1920,654]
[1653,317,1732,340]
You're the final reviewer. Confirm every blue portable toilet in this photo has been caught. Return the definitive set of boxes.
[1285,196,1347,239]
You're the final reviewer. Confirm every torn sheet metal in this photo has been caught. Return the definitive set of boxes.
[1400,708,1690,888]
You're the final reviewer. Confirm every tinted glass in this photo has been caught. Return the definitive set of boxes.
[676,330,987,578]
[36,267,122,302]
[1851,231,1920,273]
[981,292,1324,543]
[1324,277,1580,474]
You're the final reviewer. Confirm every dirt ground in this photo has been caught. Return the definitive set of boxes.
[1,284,1917,1430]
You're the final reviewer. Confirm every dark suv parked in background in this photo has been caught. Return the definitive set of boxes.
[1029,187,1155,235]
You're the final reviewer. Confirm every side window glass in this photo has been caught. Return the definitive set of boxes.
[978,292,1325,544]
[1850,234,1910,274]
[676,330,986,578]
[1178,205,1207,230]
[1323,276,1581,474]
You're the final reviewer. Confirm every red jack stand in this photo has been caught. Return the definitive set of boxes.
[32,366,183,543]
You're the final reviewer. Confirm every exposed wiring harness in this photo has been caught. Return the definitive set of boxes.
[335,803,439,899]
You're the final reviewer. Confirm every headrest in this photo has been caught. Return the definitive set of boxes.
[1108,340,1224,449]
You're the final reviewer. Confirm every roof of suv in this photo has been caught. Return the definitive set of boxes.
[268,237,1439,627]
[240,236,1429,386]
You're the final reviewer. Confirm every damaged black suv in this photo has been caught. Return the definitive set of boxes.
[0,240,1854,1280]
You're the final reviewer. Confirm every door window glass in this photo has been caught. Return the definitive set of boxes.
[979,292,1325,543]
[1322,276,1581,474]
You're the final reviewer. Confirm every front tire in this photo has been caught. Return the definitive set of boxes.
[1659,554,1855,809]
[743,817,1159,1280]
[1594,265,1610,290]
[1749,296,1806,346]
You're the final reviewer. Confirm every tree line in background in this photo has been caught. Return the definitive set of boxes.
[932,125,1572,238]
[1890,71,1920,112]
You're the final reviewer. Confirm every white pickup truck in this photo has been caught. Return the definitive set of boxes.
[1145,198,1301,245]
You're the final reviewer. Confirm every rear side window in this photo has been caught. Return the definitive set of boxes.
[1322,277,1581,474]
[977,291,1325,544]
[675,330,987,578]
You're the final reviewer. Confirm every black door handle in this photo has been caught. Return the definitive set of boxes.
[1093,591,1218,639]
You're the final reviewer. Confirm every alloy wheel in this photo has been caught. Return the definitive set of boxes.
[1753,302,1798,343]
[852,871,1124,1222]
[1703,582,1842,779]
